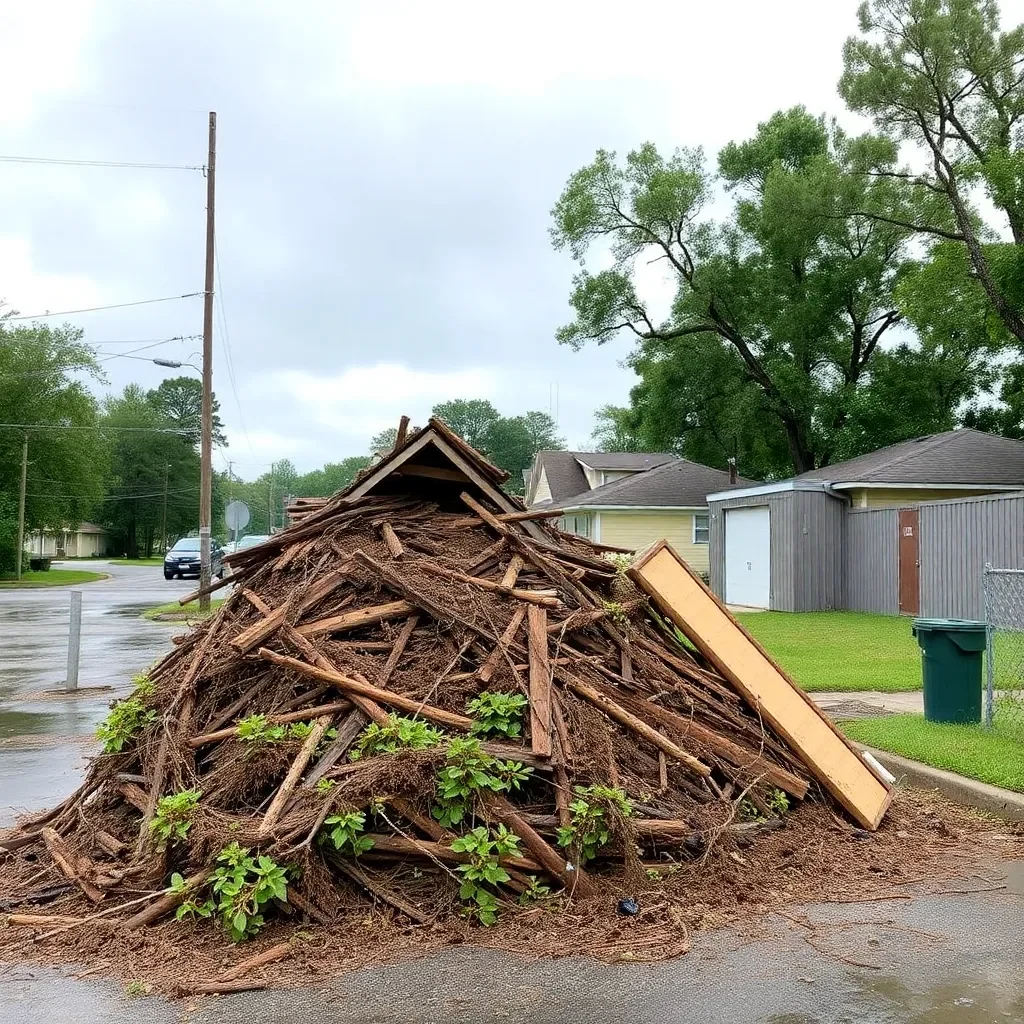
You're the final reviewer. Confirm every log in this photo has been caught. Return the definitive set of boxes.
[394,414,410,449]
[258,715,335,837]
[330,856,429,923]
[0,831,41,855]
[378,615,419,687]
[500,555,525,588]
[483,795,596,897]
[466,537,507,575]
[41,828,104,903]
[6,913,88,927]
[527,606,552,758]
[381,522,404,559]
[117,782,149,812]
[297,600,418,637]
[449,508,565,527]
[124,870,206,930]
[135,729,169,857]
[558,670,712,779]
[178,566,248,606]
[188,701,351,748]
[216,941,293,982]
[478,606,527,684]
[94,831,128,858]
[254,648,474,730]
[362,833,541,873]
[304,708,369,788]
[389,796,447,841]
[295,569,350,618]
[231,602,289,654]
[415,560,562,608]
[178,980,269,995]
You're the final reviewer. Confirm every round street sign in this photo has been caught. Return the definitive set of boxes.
[225,500,251,533]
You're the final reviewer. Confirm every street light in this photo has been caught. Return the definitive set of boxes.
[152,358,201,373]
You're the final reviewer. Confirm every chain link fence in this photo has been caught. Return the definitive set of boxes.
[982,566,1024,728]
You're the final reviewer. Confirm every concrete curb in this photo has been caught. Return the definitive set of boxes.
[860,745,1024,822]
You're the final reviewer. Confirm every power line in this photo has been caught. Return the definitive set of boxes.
[7,293,205,321]
[0,155,204,172]
[21,487,200,501]
[88,335,202,345]
[214,241,255,457]
[0,337,198,378]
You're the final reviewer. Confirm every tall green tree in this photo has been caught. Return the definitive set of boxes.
[0,322,107,569]
[840,0,1024,342]
[552,108,967,475]
[432,399,501,449]
[99,385,201,558]
[147,376,226,448]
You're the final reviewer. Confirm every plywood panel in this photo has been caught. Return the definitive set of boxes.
[630,541,892,830]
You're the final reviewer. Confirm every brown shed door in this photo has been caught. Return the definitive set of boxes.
[898,507,920,615]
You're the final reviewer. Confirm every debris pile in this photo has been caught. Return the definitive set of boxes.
[0,418,890,986]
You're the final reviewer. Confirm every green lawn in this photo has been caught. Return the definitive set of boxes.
[735,611,921,692]
[842,714,1024,793]
[143,598,224,621]
[0,568,107,588]
[109,557,165,566]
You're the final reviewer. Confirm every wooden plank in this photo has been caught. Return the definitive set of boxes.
[378,615,419,687]
[297,600,417,637]
[478,606,527,684]
[394,414,410,449]
[414,560,562,608]
[394,463,468,483]
[254,647,474,730]
[628,540,892,830]
[231,602,288,654]
[527,606,552,758]
[380,522,405,559]
[258,714,335,837]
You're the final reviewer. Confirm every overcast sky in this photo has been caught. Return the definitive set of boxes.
[5,0,996,480]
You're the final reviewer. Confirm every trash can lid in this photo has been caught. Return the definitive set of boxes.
[912,617,987,633]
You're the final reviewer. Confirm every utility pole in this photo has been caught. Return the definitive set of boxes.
[199,111,217,612]
[15,435,27,580]
[161,463,170,553]
[268,468,274,535]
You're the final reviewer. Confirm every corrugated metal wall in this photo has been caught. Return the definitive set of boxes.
[919,492,1024,619]
[709,491,796,610]
[792,490,845,610]
[844,508,899,614]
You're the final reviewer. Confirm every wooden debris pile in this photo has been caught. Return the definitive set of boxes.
[1,418,851,968]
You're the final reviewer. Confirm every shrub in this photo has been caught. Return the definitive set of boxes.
[96,696,157,753]
[150,789,201,846]
[467,691,528,738]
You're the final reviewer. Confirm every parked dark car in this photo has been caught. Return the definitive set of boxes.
[163,537,224,580]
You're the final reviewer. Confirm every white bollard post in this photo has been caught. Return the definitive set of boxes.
[66,590,82,691]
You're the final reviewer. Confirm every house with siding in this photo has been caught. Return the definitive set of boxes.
[525,451,754,575]
[705,429,1024,613]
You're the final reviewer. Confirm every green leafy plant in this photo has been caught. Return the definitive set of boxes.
[171,872,215,922]
[96,696,157,754]
[556,785,632,863]
[517,875,552,905]
[450,825,521,925]
[131,673,155,700]
[207,843,289,942]
[287,721,313,741]
[739,798,760,820]
[150,788,201,846]
[432,737,532,828]
[124,980,149,998]
[351,714,444,759]
[610,553,633,577]
[237,713,286,744]
[323,809,374,856]
[601,600,630,630]
[767,788,790,816]
[467,691,528,738]
[315,777,336,795]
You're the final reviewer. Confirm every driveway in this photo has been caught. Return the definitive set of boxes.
[0,561,196,826]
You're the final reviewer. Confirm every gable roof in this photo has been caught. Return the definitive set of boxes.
[796,429,1024,486]
[556,458,756,509]
[529,450,676,505]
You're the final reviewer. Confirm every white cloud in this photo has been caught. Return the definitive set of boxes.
[0,236,102,316]
[263,363,498,434]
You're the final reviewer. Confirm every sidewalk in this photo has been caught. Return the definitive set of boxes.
[812,690,922,718]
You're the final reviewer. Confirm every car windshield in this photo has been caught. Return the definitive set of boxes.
[170,538,201,553]
[237,535,270,550]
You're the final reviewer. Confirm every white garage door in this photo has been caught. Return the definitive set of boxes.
[725,506,771,608]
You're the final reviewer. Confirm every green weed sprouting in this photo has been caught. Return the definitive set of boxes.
[467,691,528,738]
[150,788,201,846]
[96,696,157,754]
[556,785,632,863]
[350,714,444,760]
[432,737,532,829]
[450,824,521,925]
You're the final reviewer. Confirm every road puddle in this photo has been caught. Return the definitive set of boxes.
[840,970,1024,1022]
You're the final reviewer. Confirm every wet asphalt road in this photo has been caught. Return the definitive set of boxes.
[0,561,195,826]
[1,874,1022,1023]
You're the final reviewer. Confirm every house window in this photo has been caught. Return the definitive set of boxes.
[559,514,590,538]
[693,514,710,544]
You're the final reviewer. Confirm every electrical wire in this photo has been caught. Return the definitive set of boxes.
[8,293,204,321]
[87,335,202,345]
[0,155,204,171]
[214,241,256,458]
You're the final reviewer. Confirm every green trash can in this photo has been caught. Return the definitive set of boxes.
[912,618,987,724]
